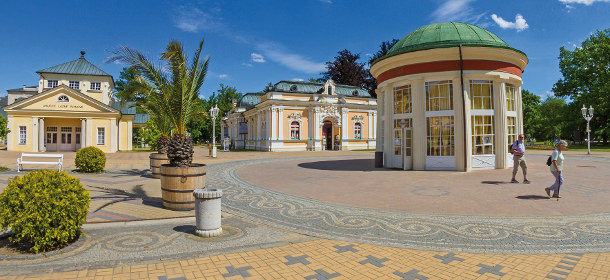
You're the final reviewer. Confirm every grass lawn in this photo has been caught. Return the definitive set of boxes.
[0,166,8,172]
[527,142,610,152]
[119,147,155,152]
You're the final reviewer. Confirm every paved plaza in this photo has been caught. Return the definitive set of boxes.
[0,148,609,279]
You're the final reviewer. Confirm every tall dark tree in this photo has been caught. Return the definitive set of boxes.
[187,84,242,144]
[321,49,368,88]
[553,28,610,144]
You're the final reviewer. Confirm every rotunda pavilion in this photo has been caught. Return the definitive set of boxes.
[370,22,528,171]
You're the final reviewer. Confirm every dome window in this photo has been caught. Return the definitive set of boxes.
[57,95,69,102]
[352,90,359,96]
[290,85,298,92]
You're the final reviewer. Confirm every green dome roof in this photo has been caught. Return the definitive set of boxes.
[374,22,525,65]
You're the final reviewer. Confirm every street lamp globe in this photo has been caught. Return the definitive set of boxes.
[589,105,594,116]
[581,105,587,118]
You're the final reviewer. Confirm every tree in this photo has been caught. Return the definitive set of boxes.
[108,39,209,166]
[521,89,541,139]
[321,49,369,92]
[368,39,399,66]
[0,116,9,140]
[538,97,570,141]
[553,29,610,144]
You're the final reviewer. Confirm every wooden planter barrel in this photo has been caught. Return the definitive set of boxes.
[149,153,169,179]
[160,163,206,210]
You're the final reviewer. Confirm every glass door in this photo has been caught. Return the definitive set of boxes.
[46,127,58,152]
[60,127,73,151]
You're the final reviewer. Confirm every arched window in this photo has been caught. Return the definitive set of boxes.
[57,95,69,102]
[290,121,300,140]
[354,123,362,139]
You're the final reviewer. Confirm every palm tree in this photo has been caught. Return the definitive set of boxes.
[108,39,209,166]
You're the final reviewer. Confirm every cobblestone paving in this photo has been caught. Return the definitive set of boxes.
[207,157,610,254]
[3,239,609,279]
[0,215,312,277]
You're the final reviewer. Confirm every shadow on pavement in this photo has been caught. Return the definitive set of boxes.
[515,195,550,200]
[173,225,196,234]
[482,181,508,185]
[297,159,393,172]
[89,184,163,211]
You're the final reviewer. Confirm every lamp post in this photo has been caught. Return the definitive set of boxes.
[210,105,219,158]
[581,105,594,155]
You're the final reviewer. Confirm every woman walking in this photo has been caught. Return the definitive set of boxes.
[545,140,568,198]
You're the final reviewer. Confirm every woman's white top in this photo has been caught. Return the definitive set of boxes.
[550,149,564,172]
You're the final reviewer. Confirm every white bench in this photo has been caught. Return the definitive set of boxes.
[17,153,63,172]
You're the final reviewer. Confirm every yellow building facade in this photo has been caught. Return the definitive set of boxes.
[222,80,377,151]
[3,51,133,153]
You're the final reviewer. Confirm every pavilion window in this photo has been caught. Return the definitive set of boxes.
[290,121,300,140]
[505,84,517,111]
[354,123,362,139]
[57,95,69,102]
[426,80,453,111]
[472,115,495,155]
[69,81,80,90]
[18,126,27,145]
[75,127,81,145]
[393,85,412,114]
[47,80,58,88]
[97,127,105,145]
[426,116,454,156]
[90,82,101,91]
[470,80,494,110]
[507,116,517,147]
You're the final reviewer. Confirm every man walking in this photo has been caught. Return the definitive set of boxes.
[511,134,530,184]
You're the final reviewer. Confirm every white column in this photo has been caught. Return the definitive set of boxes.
[81,119,86,148]
[38,118,45,152]
[376,89,383,153]
[277,107,284,140]
[127,120,133,150]
[6,117,13,150]
[32,117,38,152]
[271,106,277,140]
[314,107,321,150]
[494,80,507,169]
[368,111,373,140]
[411,79,426,170]
[85,118,92,146]
[111,119,118,152]
[341,108,346,137]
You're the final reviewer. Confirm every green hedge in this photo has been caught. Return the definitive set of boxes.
[0,170,90,253]
[75,146,106,172]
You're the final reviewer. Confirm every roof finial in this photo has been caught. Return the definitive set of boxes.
[80,49,86,58]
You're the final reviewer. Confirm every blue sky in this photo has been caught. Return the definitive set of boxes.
[1,0,609,99]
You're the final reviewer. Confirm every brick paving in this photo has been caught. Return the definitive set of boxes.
[0,148,609,279]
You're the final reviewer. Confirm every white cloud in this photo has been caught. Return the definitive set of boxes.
[251,53,266,63]
[256,42,326,74]
[172,5,325,74]
[219,74,229,79]
[319,0,332,3]
[292,78,304,81]
[431,0,487,24]
[559,0,610,6]
[491,14,529,31]
[173,6,222,33]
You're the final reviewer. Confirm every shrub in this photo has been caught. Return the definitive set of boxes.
[0,170,90,253]
[75,146,106,172]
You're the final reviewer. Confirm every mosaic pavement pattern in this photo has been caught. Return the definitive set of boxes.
[206,157,610,254]
[3,239,609,279]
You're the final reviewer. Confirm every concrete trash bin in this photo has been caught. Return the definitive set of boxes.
[193,188,222,237]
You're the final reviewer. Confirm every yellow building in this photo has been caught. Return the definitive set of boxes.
[2,51,134,153]
[370,22,528,171]
[222,80,377,151]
